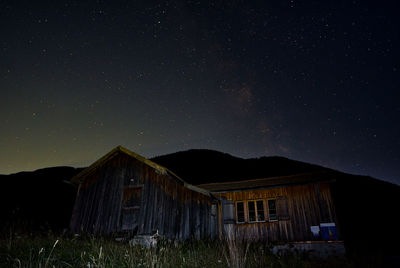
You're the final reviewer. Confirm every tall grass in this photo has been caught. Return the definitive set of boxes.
[222,226,250,268]
[0,232,354,268]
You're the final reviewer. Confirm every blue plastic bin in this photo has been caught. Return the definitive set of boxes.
[320,223,338,240]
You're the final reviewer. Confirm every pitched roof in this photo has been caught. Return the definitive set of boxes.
[70,146,211,197]
[196,171,336,193]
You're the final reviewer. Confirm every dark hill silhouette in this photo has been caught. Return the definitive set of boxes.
[0,166,83,233]
[151,149,330,184]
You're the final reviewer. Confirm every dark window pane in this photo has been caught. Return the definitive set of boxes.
[256,200,265,221]
[269,212,277,221]
[268,199,277,221]
[123,187,142,208]
[268,199,276,210]
[121,187,142,230]
[236,202,245,223]
[248,201,256,222]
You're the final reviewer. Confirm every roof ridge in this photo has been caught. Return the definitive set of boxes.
[70,146,211,197]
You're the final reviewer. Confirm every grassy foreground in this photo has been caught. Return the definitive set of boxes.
[0,233,353,268]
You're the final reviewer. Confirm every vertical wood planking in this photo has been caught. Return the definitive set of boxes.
[215,182,337,242]
[70,152,217,239]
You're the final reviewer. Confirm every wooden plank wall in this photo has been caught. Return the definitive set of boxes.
[215,183,337,242]
[70,153,218,239]
[70,154,142,234]
[137,165,218,239]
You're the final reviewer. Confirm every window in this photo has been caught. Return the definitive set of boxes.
[121,186,142,230]
[123,187,142,208]
[248,201,256,222]
[268,199,277,221]
[236,202,245,223]
[256,200,265,221]
[234,198,286,223]
[247,200,265,222]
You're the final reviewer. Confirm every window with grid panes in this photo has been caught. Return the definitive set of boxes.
[268,199,277,221]
[236,201,245,223]
[247,200,265,222]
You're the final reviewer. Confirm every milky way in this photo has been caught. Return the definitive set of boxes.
[1,1,399,184]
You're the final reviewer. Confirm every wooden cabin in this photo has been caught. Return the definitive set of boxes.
[197,172,340,242]
[70,146,218,240]
[70,146,340,243]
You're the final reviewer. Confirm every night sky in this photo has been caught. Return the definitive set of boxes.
[1,1,399,184]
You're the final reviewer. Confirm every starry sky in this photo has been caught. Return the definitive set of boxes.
[1,1,399,184]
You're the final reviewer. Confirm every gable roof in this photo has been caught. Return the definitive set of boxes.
[70,146,211,197]
[196,171,336,193]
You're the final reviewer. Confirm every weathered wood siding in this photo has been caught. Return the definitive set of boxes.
[215,183,338,242]
[70,153,217,239]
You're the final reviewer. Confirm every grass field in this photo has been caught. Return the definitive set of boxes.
[0,231,359,268]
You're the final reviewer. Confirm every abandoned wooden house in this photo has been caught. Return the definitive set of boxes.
[198,173,339,242]
[70,146,340,243]
[70,146,218,240]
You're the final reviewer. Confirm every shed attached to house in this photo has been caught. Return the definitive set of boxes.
[197,172,340,242]
[70,146,218,240]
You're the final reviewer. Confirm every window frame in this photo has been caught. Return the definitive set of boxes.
[247,199,267,223]
[234,198,282,224]
[120,185,143,230]
[122,185,143,210]
[267,199,278,222]
[235,201,246,224]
